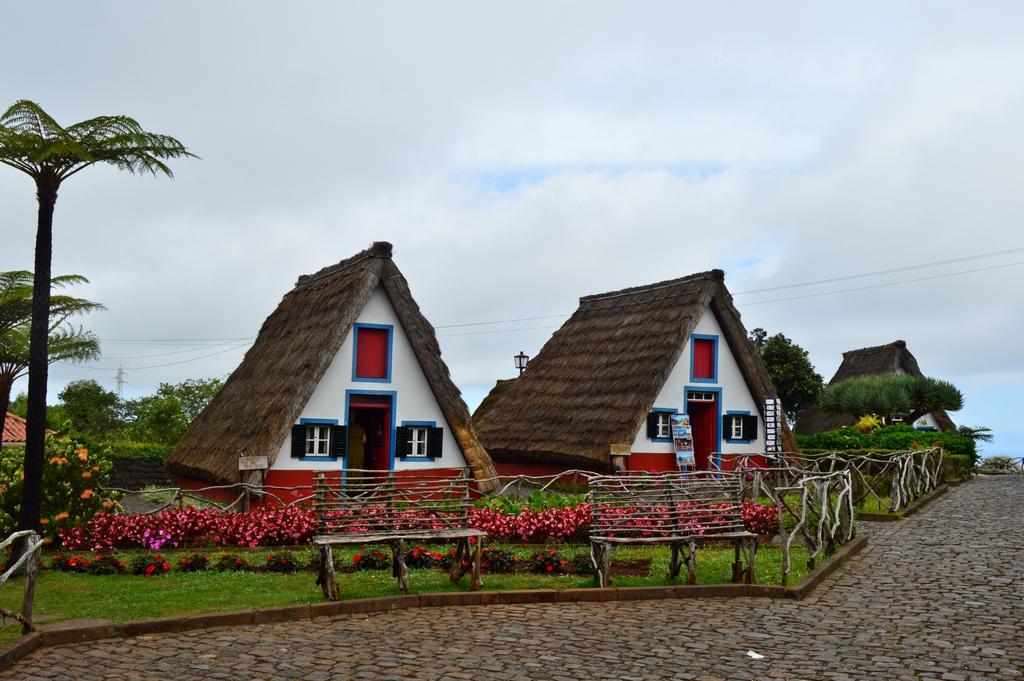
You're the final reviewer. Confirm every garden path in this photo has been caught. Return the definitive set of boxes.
[5,476,1023,680]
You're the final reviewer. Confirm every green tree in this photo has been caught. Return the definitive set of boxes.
[748,328,824,421]
[124,378,223,446]
[957,425,994,443]
[819,374,963,427]
[0,100,193,543]
[52,380,123,440]
[0,270,103,438]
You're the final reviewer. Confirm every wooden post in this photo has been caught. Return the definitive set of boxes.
[746,537,759,585]
[731,539,742,583]
[20,533,39,634]
[686,540,698,585]
[667,542,682,581]
[448,538,466,584]
[470,537,482,591]
[316,545,339,600]
[600,542,612,588]
[393,539,410,593]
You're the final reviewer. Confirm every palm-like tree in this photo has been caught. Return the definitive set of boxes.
[819,374,964,428]
[0,271,104,439]
[0,101,193,539]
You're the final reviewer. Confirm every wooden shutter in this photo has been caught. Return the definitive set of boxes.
[330,425,347,458]
[692,338,715,379]
[646,412,660,438]
[395,426,412,458]
[291,424,307,458]
[742,415,758,440]
[427,426,444,458]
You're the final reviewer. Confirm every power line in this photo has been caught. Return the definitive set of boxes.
[741,259,1024,306]
[732,246,1024,295]
[98,339,253,360]
[57,341,253,372]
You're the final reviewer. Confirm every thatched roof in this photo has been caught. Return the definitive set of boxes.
[473,270,796,470]
[167,241,497,488]
[795,340,957,434]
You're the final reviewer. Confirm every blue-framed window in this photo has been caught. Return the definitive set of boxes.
[723,410,752,445]
[351,323,393,383]
[298,417,340,462]
[648,408,678,443]
[397,420,439,460]
[689,334,719,384]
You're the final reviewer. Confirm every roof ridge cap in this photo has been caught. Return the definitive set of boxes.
[295,241,392,287]
[579,269,723,304]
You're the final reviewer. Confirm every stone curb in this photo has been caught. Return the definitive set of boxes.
[785,534,869,600]
[0,535,870,670]
[858,484,949,522]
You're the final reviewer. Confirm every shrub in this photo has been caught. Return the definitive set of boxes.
[943,454,973,481]
[213,554,249,572]
[178,553,210,573]
[795,425,978,465]
[740,501,778,536]
[265,552,299,573]
[980,455,1019,471]
[404,546,441,569]
[480,546,518,573]
[352,549,389,571]
[131,554,171,576]
[50,552,91,573]
[476,490,588,514]
[60,505,317,550]
[528,549,568,574]
[570,552,594,575]
[0,435,121,539]
[87,554,127,575]
[468,505,591,543]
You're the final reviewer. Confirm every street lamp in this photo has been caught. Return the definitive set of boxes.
[514,351,529,375]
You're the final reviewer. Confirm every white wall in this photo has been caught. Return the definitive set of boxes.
[271,286,467,471]
[629,306,763,455]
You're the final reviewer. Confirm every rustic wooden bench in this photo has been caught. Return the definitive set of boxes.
[312,470,485,600]
[588,471,759,588]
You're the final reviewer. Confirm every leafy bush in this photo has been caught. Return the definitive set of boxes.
[178,553,210,573]
[0,435,121,539]
[213,554,249,572]
[60,505,317,550]
[50,552,91,573]
[131,554,171,576]
[480,546,518,573]
[740,501,778,536]
[103,440,173,462]
[527,549,568,574]
[469,505,592,542]
[943,454,973,481]
[352,549,389,571]
[476,490,588,515]
[980,456,1020,471]
[795,425,978,465]
[404,546,442,569]
[265,552,299,573]
[570,552,594,575]
[87,554,127,575]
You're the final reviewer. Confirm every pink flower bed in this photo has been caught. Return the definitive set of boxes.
[60,501,777,550]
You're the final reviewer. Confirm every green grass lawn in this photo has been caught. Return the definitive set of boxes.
[0,543,809,643]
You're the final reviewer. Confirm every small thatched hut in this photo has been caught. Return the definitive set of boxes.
[795,340,957,435]
[167,241,497,497]
[473,270,797,474]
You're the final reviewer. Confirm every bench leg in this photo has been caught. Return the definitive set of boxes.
[591,542,611,588]
[470,537,482,591]
[392,539,410,594]
[667,542,682,581]
[315,545,340,601]
[685,540,698,586]
[746,537,759,585]
[449,538,466,584]
[731,539,743,584]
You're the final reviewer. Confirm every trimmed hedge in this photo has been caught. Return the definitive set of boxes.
[795,425,977,465]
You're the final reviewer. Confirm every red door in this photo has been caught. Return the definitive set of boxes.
[687,396,718,470]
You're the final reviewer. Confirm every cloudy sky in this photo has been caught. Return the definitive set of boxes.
[3,2,1022,455]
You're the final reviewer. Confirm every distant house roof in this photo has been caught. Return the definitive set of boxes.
[473,269,796,470]
[2,412,55,445]
[795,340,958,434]
[166,241,497,488]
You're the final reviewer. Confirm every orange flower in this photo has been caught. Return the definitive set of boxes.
[74,448,88,455]
[91,466,100,473]
[54,512,69,521]
[81,472,92,479]
[80,489,94,500]
[39,518,49,525]
[77,453,88,462]
[101,501,112,509]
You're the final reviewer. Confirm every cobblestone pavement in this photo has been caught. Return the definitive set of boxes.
[7,477,1023,680]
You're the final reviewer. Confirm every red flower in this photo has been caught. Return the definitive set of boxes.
[353,555,362,563]
[546,565,553,572]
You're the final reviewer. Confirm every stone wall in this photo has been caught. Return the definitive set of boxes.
[110,458,173,490]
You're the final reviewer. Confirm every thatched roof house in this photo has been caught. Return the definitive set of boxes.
[473,269,796,473]
[795,340,957,434]
[167,241,497,492]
